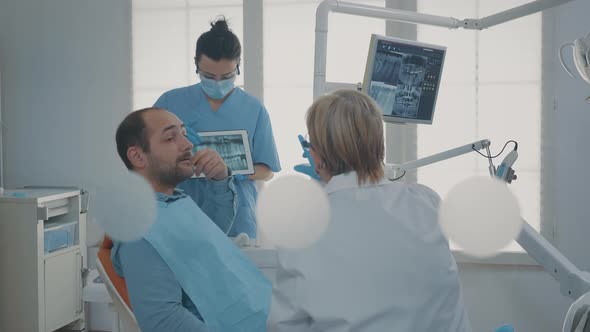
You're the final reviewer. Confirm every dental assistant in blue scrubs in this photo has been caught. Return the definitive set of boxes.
[155,17,281,239]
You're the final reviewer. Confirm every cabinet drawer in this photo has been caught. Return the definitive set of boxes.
[44,221,77,253]
[38,198,70,219]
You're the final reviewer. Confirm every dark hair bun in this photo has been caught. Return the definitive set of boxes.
[195,15,241,61]
[210,17,230,32]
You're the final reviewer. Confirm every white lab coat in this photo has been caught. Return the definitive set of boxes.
[268,172,471,332]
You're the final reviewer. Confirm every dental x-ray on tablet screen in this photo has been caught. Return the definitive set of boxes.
[191,130,254,178]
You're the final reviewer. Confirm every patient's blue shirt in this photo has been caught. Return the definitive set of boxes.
[112,178,271,332]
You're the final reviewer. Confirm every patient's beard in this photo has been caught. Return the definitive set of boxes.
[147,155,192,188]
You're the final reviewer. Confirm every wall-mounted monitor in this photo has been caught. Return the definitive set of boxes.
[362,34,446,125]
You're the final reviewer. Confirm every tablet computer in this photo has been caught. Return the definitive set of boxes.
[191,130,255,178]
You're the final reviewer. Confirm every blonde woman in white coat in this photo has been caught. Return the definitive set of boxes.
[268,89,471,332]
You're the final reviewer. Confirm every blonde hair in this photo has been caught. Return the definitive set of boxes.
[306,89,384,184]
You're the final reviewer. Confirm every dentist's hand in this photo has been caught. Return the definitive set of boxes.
[294,134,320,180]
[192,149,229,181]
[294,163,320,180]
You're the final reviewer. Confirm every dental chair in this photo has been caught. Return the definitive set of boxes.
[97,236,141,332]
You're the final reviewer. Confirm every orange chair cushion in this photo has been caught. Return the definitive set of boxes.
[98,235,132,309]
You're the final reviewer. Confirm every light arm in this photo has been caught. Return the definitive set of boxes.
[313,0,574,98]
[384,139,491,180]
[384,138,590,300]
[477,0,573,30]
[517,222,590,299]
[314,0,460,98]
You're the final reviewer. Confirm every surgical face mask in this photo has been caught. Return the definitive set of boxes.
[199,75,236,99]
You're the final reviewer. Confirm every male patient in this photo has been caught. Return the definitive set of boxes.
[112,107,271,332]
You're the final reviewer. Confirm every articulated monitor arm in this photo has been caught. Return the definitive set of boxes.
[385,138,590,300]
[518,222,590,299]
[384,139,491,179]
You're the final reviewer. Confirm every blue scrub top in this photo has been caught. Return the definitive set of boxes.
[155,84,281,237]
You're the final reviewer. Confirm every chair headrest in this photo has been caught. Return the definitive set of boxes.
[97,235,132,309]
[101,235,114,249]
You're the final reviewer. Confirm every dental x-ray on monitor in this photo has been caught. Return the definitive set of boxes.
[362,34,446,124]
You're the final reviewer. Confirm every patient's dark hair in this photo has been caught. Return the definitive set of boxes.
[115,107,163,170]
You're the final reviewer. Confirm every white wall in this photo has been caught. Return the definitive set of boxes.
[1,0,589,331]
[458,264,572,331]
[0,0,132,246]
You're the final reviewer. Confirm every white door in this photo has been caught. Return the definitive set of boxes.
[44,249,82,331]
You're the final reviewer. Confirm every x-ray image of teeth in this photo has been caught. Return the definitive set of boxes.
[368,52,427,118]
[398,55,427,85]
[393,86,422,118]
[194,134,249,171]
[392,55,426,118]
[371,51,402,85]
[369,82,397,115]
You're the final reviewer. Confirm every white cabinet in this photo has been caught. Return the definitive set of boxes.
[0,188,87,332]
